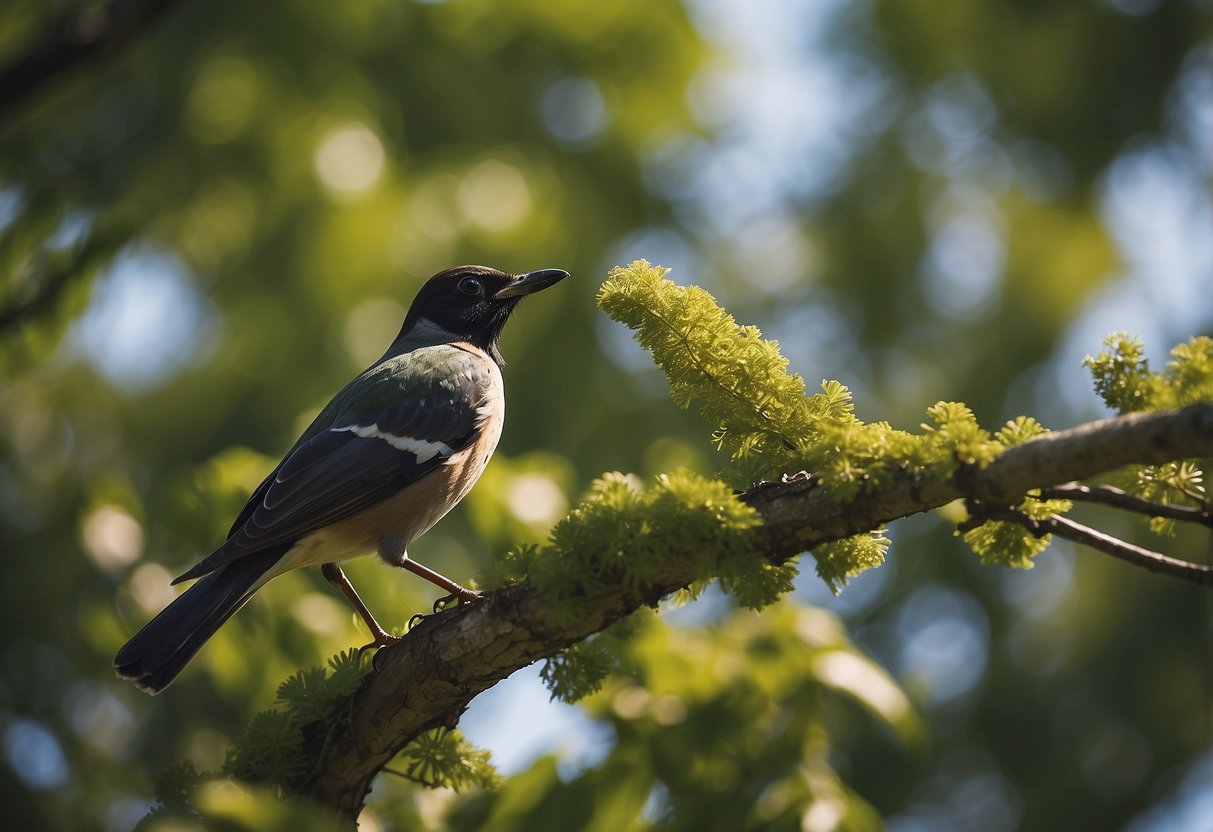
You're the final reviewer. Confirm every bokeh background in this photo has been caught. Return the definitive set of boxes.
[1,0,1211,830]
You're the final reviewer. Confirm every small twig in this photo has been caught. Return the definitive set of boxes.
[1048,515,1213,585]
[0,254,80,332]
[0,0,184,121]
[968,504,1213,587]
[0,224,129,335]
[1178,484,1211,509]
[1038,483,1213,529]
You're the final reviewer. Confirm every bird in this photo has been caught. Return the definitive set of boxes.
[114,265,569,693]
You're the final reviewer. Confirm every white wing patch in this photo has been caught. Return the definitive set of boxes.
[332,423,455,463]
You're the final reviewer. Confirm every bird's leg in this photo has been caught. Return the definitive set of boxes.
[398,557,483,605]
[321,563,399,648]
[386,550,482,606]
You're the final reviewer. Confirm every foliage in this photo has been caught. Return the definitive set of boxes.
[449,606,914,832]
[142,648,498,824]
[137,761,204,827]
[139,780,347,832]
[599,261,1089,577]
[225,650,372,789]
[597,260,821,474]
[135,650,374,823]
[812,530,891,594]
[482,469,778,613]
[1086,334,1211,534]
[540,637,616,705]
[393,728,500,793]
[275,649,373,723]
[1085,333,1213,413]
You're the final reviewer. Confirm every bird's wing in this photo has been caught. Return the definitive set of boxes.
[174,355,492,583]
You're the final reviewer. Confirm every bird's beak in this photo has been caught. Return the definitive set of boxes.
[493,268,569,299]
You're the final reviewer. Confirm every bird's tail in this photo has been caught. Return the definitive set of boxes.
[114,548,285,694]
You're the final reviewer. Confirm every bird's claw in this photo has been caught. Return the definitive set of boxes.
[387,592,483,640]
[356,631,400,659]
[433,589,483,613]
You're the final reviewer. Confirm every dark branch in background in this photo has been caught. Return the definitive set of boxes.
[1039,483,1213,528]
[288,403,1213,826]
[0,226,129,334]
[0,0,184,120]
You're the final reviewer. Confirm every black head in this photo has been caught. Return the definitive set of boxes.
[397,265,568,363]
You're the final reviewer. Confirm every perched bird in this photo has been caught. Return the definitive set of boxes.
[114,265,568,693]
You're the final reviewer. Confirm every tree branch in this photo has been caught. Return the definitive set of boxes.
[0,225,129,334]
[293,403,1213,824]
[961,504,1213,586]
[0,0,183,120]
[958,405,1213,506]
[1038,483,1213,529]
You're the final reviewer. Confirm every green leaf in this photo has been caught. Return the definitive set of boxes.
[598,260,817,478]
[541,639,616,703]
[811,530,889,594]
[961,520,1049,569]
[225,710,306,788]
[395,728,499,792]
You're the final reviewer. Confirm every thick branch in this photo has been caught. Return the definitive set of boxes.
[0,0,183,120]
[294,403,1213,823]
[959,406,1213,506]
[748,404,1213,558]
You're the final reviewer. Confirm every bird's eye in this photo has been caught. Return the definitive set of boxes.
[457,277,482,296]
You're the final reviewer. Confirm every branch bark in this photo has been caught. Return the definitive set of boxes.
[961,505,1213,585]
[1038,483,1213,528]
[293,403,1213,824]
[0,0,183,120]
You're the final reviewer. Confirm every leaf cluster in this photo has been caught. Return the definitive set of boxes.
[502,263,1138,699]
[223,649,373,789]
[481,469,781,616]
[137,650,372,826]
[597,261,820,472]
[392,727,499,793]
[1085,333,1211,534]
[1085,333,1213,413]
[538,615,646,704]
[597,261,1080,579]
[450,606,916,832]
[480,468,789,702]
[141,648,500,824]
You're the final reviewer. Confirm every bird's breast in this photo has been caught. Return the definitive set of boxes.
[283,361,505,571]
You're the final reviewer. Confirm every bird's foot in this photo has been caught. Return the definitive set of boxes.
[433,588,483,613]
[356,629,400,658]
[404,590,481,630]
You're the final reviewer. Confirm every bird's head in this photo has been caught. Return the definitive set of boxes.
[396,265,569,363]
